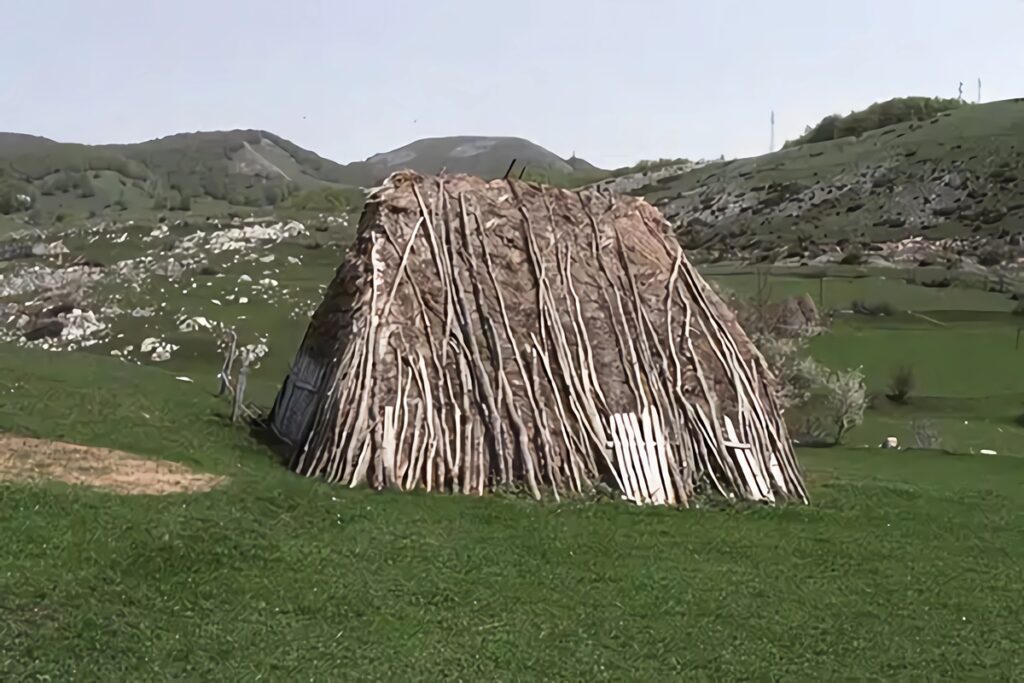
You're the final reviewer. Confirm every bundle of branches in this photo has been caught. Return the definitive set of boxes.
[270,172,807,506]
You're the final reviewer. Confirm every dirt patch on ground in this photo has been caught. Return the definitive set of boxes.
[0,433,225,495]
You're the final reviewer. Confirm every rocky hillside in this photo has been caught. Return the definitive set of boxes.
[613,99,1024,263]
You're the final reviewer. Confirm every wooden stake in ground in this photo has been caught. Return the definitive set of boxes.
[218,329,238,397]
[232,360,250,424]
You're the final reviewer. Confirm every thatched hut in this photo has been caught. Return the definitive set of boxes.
[270,172,807,506]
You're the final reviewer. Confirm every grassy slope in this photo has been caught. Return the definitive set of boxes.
[0,131,361,234]
[711,268,1023,455]
[628,99,1024,248]
[2,259,1024,677]
[0,349,1022,679]
[2,196,1023,677]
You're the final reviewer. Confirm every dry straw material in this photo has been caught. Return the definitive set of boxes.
[270,172,807,506]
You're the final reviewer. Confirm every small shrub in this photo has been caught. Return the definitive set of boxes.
[76,174,96,198]
[912,419,942,450]
[887,365,915,403]
[1013,299,1024,316]
[839,248,865,265]
[978,248,1007,267]
[821,367,867,444]
[789,415,835,447]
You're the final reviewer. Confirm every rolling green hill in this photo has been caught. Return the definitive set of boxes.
[0,131,607,231]
[0,132,61,156]
[609,99,1024,259]
[0,130,362,222]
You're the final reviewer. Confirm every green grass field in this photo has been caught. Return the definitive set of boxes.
[2,249,1024,677]
[1,350,1023,679]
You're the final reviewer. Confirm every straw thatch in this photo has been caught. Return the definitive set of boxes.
[270,172,807,506]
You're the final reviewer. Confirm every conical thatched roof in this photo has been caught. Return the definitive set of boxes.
[270,172,807,506]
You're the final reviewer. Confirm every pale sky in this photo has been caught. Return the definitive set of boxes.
[2,0,1021,168]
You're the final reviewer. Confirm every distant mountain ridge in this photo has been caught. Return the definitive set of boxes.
[0,133,60,156]
[0,130,600,220]
[351,135,579,181]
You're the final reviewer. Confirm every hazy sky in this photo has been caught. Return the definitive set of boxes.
[3,0,1021,168]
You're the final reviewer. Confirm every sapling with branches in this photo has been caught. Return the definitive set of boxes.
[912,418,942,450]
[822,366,867,444]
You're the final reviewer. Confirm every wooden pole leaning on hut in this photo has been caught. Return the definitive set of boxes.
[268,171,809,506]
[218,329,238,397]
[232,359,250,424]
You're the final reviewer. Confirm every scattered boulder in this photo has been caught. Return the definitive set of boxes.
[42,302,76,318]
[0,242,35,261]
[23,319,64,342]
[152,258,185,280]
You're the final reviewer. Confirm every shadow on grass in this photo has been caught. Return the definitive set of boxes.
[248,415,295,468]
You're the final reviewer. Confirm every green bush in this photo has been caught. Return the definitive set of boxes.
[77,173,96,198]
[839,246,866,265]
[262,184,285,206]
[787,97,965,147]
[887,365,915,403]
[0,175,33,214]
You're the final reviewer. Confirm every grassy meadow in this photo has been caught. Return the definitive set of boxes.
[1,225,1023,677]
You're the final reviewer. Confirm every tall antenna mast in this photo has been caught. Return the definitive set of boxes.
[770,110,775,152]
[977,77,982,103]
